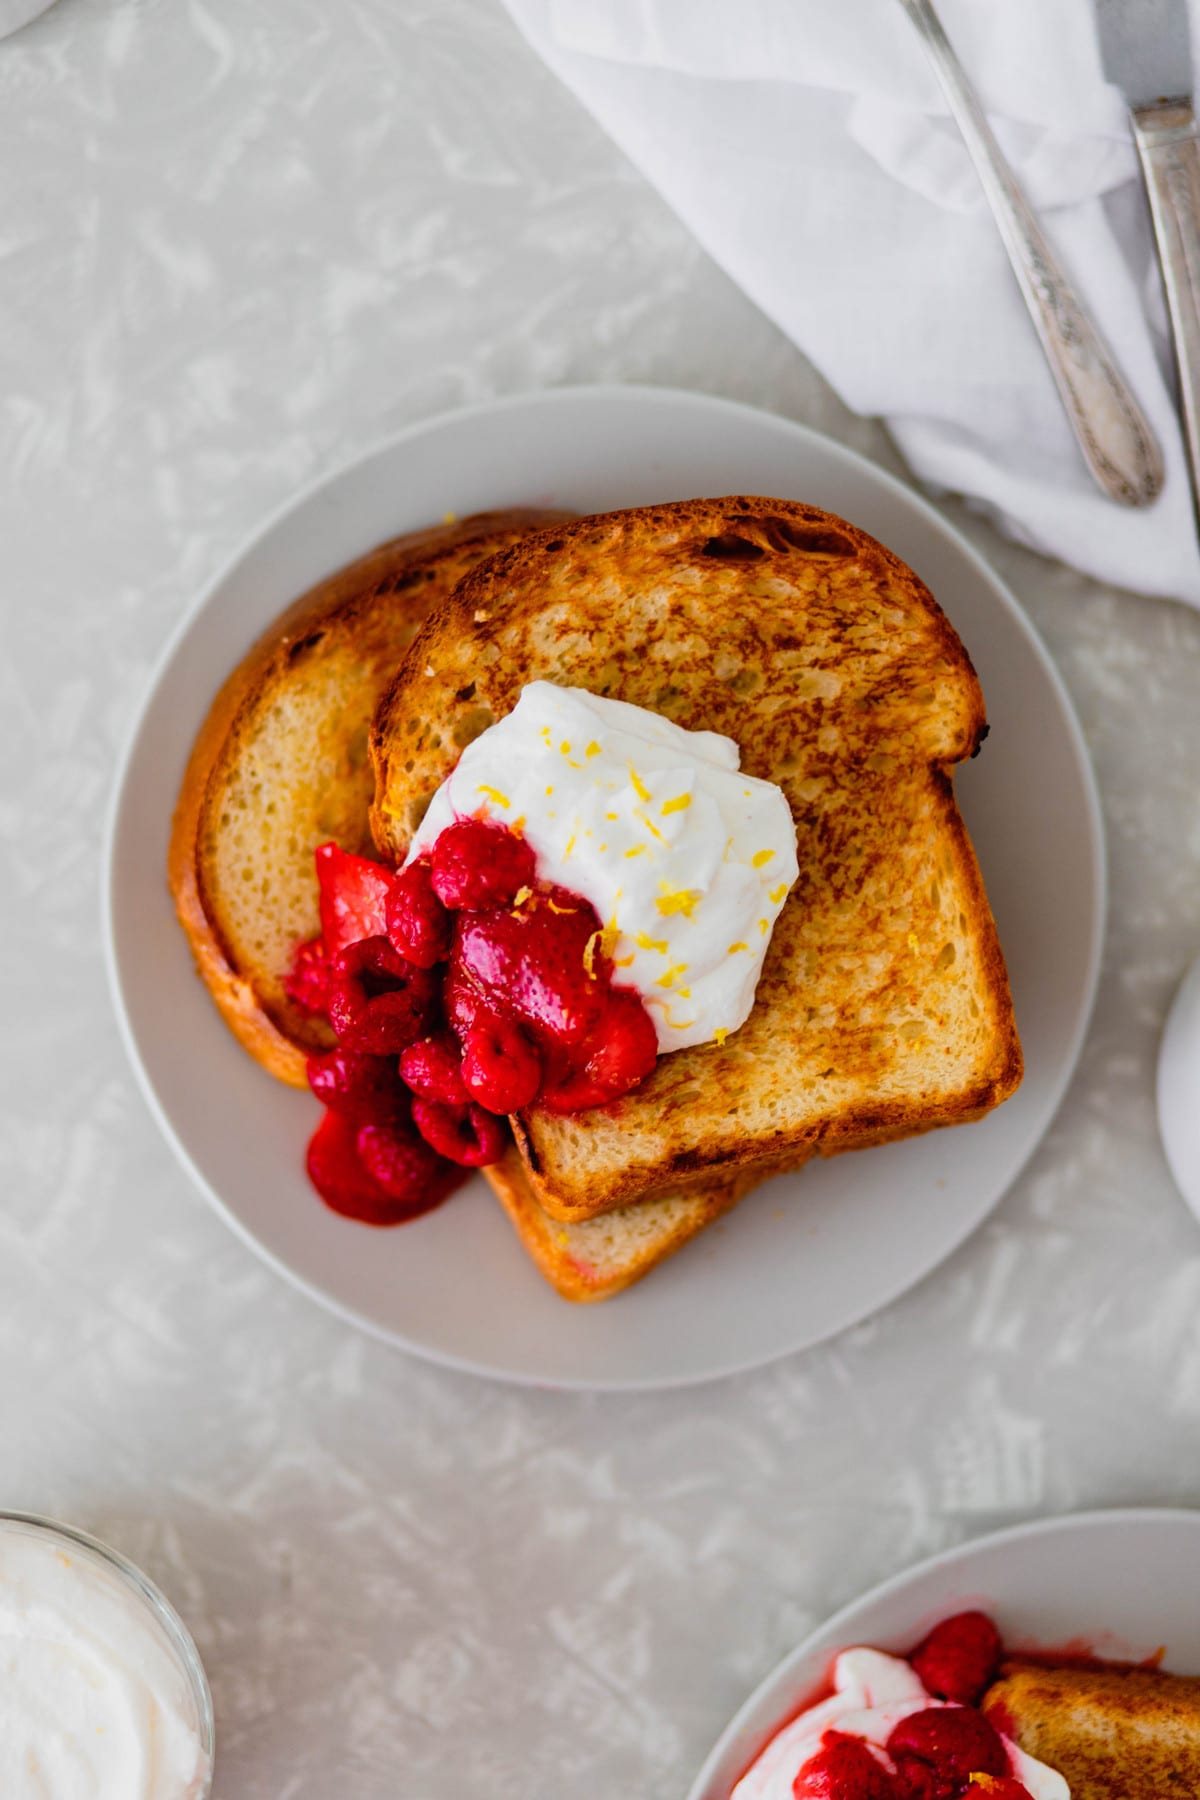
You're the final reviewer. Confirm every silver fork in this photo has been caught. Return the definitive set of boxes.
[897,0,1164,507]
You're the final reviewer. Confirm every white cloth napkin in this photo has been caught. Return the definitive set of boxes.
[499,0,1200,607]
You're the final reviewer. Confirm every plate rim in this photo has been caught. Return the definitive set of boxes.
[101,382,1107,1389]
[684,1504,1200,1800]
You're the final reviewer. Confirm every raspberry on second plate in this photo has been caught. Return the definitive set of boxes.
[910,1612,1001,1707]
[792,1733,898,1799]
[886,1706,1007,1800]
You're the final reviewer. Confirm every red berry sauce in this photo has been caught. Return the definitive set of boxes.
[293,818,660,1224]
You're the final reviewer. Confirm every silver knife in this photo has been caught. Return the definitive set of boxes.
[1097,0,1200,531]
[899,0,1164,507]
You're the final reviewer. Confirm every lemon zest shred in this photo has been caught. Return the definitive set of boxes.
[512,886,533,908]
[661,793,691,816]
[713,1027,729,1048]
[613,954,635,969]
[628,764,651,803]
[727,941,749,955]
[559,739,571,754]
[476,784,510,809]
[624,845,647,859]
[752,849,775,869]
[655,963,689,990]
[585,741,601,758]
[662,1004,696,1030]
[655,882,701,919]
[769,882,788,904]
[547,896,577,916]
[635,931,669,954]
[759,918,770,935]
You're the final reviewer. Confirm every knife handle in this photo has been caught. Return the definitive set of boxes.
[1132,101,1200,534]
[898,0,1164,507]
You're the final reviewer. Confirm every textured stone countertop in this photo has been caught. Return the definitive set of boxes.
[3,2,1200,1796]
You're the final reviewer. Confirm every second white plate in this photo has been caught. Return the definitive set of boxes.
[105,386,1104,1388]
[687,1508,1200,1799]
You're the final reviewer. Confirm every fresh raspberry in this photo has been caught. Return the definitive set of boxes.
[792,1734,898,1799]
[538,987,658,1113]
[461,1014,542,1113]
[385,858,452,968]
[327,936,437,1055]
[286,935,331,1014]
[306,1110,457,1225]
[314,842,392,955]
[411,1098,508,1167]
[399,1034,470,1106]
[429,817,537,910]
[451,886,606,1048]
[887,1707,1007,1800]
[355,1119,464,1214]
[911,1614,1002,1707]
[306,1047,407,1123]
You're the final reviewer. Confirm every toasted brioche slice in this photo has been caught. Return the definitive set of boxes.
[371,498,1022,1222]
[170,511,559,1086]
[484,1150,753,1302]
[984,1663,1200,1799]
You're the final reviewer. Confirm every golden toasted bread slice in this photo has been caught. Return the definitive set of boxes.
[984,1663,1200,1799]
[484,1150,753,1302]
[168,506,751,1300]
[169,511,558,1087]
[371,497,1021,1222]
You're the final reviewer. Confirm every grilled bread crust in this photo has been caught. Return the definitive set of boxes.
[984,1663,1200,1799]
[370,497,1022,1220]
[483,1151,753,1302]
[169,511,560,1087]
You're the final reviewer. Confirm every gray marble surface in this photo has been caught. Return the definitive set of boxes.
[3,2,1200,1796]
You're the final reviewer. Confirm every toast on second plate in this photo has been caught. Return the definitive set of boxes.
[169,511,557,1088]
[370,496,1022,1223]
[984,1663,1200,1799]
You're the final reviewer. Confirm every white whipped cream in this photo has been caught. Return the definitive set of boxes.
[0,1520,209,1799]
[731,1646,1068,1800]
[407,682,799,1052]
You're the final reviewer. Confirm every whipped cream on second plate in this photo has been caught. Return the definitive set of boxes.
[0,1521,209,1799]
[731,1647,1068,1800]
[407,681,799,1052]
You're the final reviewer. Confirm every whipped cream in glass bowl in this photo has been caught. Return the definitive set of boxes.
[0,1512,213,1799]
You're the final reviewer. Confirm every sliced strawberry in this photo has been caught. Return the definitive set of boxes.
[451,886,606,1049]
[315,842,392,956]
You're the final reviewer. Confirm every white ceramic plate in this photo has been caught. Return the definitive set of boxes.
[687,1507,1200,1799]
[104,386,1104,1389]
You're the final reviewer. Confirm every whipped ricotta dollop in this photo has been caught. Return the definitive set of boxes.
[0,1520,210,1800]
[407,682,799,1052]
[731,1647,1068,1800]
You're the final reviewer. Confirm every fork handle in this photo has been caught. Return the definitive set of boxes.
[1132,101,1200,535]
[900,0,1163,507]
